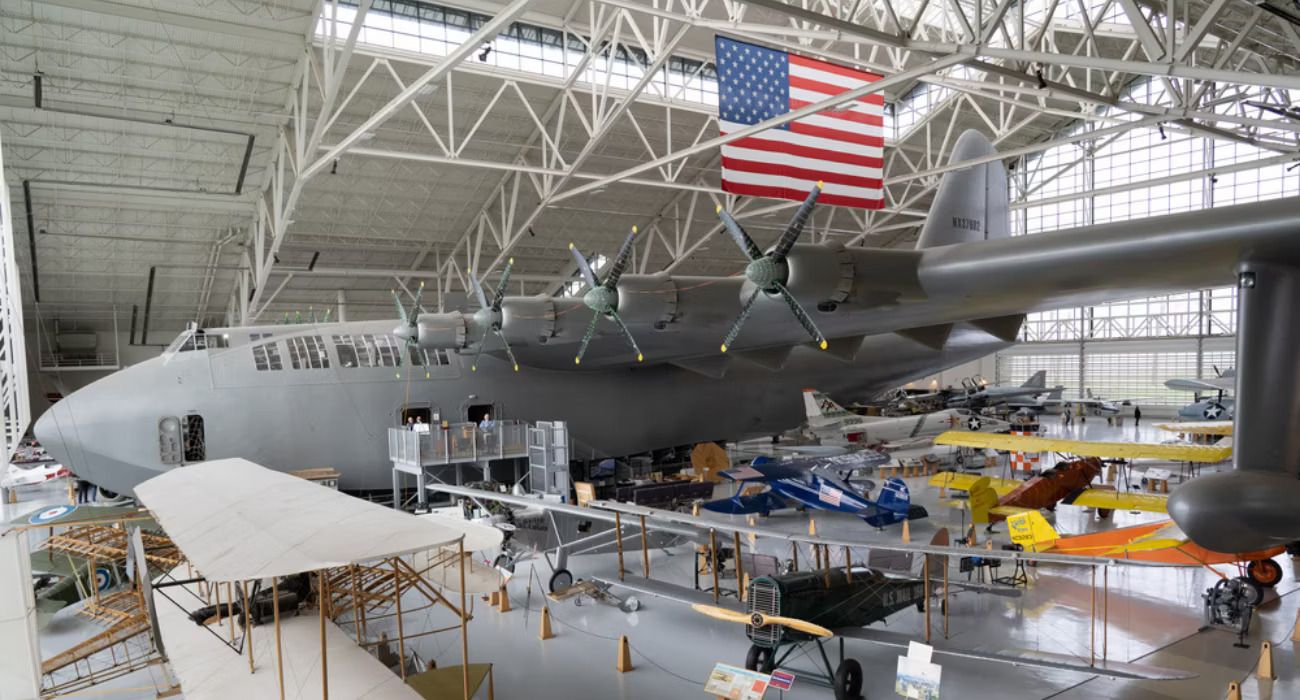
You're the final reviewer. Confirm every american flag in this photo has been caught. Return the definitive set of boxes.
[715,36,885,209]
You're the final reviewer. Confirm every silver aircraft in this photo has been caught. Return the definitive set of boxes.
[34,131,1300,512]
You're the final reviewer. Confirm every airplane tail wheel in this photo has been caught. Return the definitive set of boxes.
[833,658,863,700]
[1247,559,1283,587]
[548,569,573,593]
[745,645,775,673]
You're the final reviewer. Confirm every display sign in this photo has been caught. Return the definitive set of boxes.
[818,483,843,507]
[768,669,795,691]
[703,662,770,700]
[895,641,941,699]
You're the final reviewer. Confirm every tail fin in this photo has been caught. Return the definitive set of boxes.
[915,130,1010,248]
[1046,386,1064,401]
[967,477,998,525]
[1005,511,1059,552]
[803,389,850,426]
[1021,370,1047,389]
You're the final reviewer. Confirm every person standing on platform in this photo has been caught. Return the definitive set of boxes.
[1134,406,1142,427]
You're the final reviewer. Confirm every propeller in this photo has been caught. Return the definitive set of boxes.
[716,182,828,354]
[569,226,644,365]
[391,281,426,378]
[690,603,833,638]
[469,258,519,372]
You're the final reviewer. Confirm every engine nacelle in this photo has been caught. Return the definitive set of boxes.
[611,274,678,329]
[499,296,557,344]
[745,243,854,309]
[414,312,468,350]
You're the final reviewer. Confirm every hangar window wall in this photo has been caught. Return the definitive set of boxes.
[1002,69,1290,388]
[997,347,1236,407]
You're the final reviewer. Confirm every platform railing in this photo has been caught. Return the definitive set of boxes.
[388,420,528,468]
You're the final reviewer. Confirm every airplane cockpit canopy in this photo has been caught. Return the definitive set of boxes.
[164,328,231,355]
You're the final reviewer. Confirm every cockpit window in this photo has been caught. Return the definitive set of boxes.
[166,330,230,353]
[287,335,330,369]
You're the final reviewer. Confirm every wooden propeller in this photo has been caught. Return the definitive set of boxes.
[690,604,834,638]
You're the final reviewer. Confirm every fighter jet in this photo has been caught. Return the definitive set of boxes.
[944,371,1053,409]
[32,131,1300,508]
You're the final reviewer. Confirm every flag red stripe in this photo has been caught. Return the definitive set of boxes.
[788,75,885,106]
[788,53,884,84]
[788,99,885,129]
[725,133,885,168]
[788,120,885,150]
[722,180,883,209]
[721,156,883,189]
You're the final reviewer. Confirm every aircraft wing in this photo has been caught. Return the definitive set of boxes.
[927,471,1020,497]
[8,504,147,529]
[1064,490,1169,514]
[718,463,808,482]
[1155,421,1233,436]
[834,628,1194,681]
[1165,377,1233,393]
[933,431,1232,463]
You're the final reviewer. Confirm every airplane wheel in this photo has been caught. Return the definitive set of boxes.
[1247,559,1283,588]
[745,645,775,673]
[833,658,863,700]
[548,569,574,593]
[1097,508,1113,519]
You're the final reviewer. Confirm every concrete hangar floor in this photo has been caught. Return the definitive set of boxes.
[9,420,1298,700]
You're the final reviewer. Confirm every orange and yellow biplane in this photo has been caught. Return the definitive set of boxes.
[1006,510,1285,588]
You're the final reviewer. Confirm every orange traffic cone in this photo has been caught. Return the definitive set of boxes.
[539,607,554,640]
[616,635,633,672]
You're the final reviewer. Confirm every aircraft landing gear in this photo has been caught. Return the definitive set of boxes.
[548,568,574,593]
[1096,508,1113,519]
[1246,559,1283,587]
[833,659,863,700]
[745,645,775,673]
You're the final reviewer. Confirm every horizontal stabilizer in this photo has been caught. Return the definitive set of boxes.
[896,324,953,351]
[596,575,744,612]
[700,492,789,515]
[836,628,1195,680]
[970,314,1025,342]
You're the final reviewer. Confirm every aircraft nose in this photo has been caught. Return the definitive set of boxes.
[33,402,76,469]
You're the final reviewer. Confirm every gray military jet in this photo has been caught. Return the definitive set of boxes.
[33,131,1300,508]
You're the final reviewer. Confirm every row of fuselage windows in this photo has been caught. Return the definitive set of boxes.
[249,332,452,372]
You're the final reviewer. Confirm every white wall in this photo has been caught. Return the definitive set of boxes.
[25,330,177,426]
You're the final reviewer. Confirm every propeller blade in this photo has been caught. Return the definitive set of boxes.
[496,330,520,372]
[470,322,492,372]
[568,243,599,289]
[574,312,601,365]
[603,227,637,289]
[469,271,490,311]
[771,182,822,259]
[391,290,408,323]
[690,604,751,624]
[607,310,644,362]
[717,207,763,261]
[774,282,828,350]
[720,287,763,353]
[492,258,515,312]
[689,604,833,638]
[761,613,834,638]
[410,281,425,315]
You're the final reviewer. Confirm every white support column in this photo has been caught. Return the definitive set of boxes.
[0,530,41,700]
[336,289,347,323]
